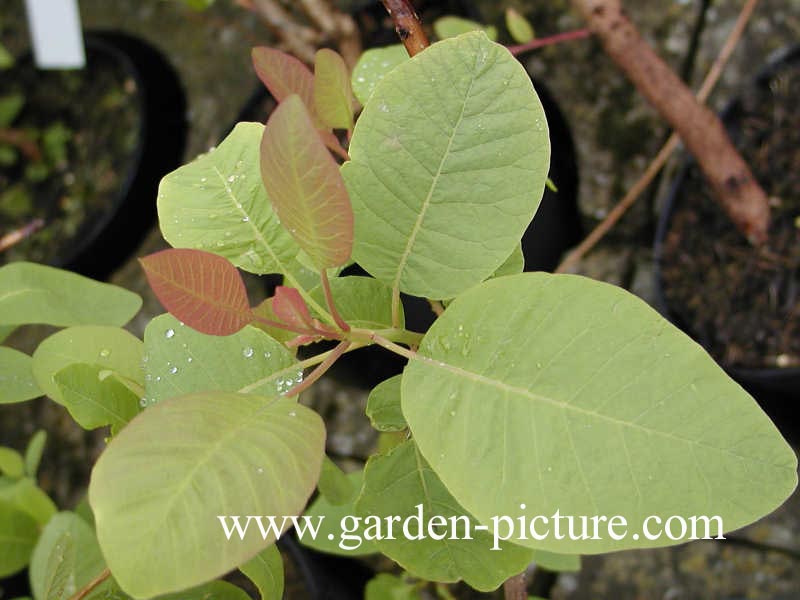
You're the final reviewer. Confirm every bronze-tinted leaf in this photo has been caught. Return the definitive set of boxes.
[140,249,253,336]
[260,95,353,270]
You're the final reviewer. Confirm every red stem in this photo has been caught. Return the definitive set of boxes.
[507,28,592,56]
[285,340,350,396]
[321,270,350,331]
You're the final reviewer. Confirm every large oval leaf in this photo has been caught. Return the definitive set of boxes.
[355,440,532,590]
[314,49,355,131]
[350,44,408,105]
[0,262,141,328]
[342,31,549,300]
[260,95,353,270]
[402,273,798,554]
[140,248,253,336]
[0,500,38,577]
[158,122,300,275]
[31,326,143,405]
[309,276,401,330]
[89,392,325,598]
[143,314,299,404]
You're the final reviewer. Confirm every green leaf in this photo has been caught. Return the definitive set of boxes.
[433,16,498,41]
[356,440,532,590]
[0,447,24,478]
[161,581,250,600]
[54,364,141,433]
[29,512,111,600]
[140,249,254,336]
[0,93,24,127]
[300,470,378,556]
[491,244,525,279]
[343,32,549,300]
[402,273,799,554]
[0,42,13,69]
[31,326,143,406]
[24,430,47,477]
[158,122,300,275]
[40,531,75,600]
[260,95,353,270]
[0,477,57,525]
[314,49,355,130]
[365,573,421,600]
[0,499,38,577]
[88,392,325,598]
[310,276,401,329]
[366,375,406,432]
[505,8,535,44]
[239,545,284,600]
[318,456,355,505]
[143,314,299,404]
[0,263,141,328]
[0,347,40,404]
[532,550,580,572]
[351,44,408,105]
[177,0,215,9]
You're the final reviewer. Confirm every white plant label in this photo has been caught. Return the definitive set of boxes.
[24,0,86,69]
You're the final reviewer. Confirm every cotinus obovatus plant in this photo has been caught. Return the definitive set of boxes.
[0,28,795,600]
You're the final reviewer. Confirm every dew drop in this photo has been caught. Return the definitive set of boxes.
[263,351,272,359]
[169,366,178,374]
[99,348,110,358]
[139,398,148,407]
[165,329,175,339]
[241,216,250,223]
[243,347,254,358]
[257,467,264,474]
[449,410,456,417]
[228,175,236,183]
[289,411,296,417]
[187,357,193,363]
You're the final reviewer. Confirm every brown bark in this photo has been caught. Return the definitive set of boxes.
[380,0,430,57]
[571,0,770,244]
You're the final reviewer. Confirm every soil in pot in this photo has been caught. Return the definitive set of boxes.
[659,49,799,371]
[0,38,142,272]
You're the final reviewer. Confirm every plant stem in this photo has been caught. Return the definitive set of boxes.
[507,28,592,56]
[286,340,350,396]
[427,299,444,317]
[68,568,111,600]
[321,270,350,331]
[381,0,430,57]
[570,0,769,244]
[558,0,763,271]
[503,572,528,600]
[0,218,44,253]
[282,270,335,325]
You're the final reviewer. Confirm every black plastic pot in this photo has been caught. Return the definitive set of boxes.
[1,31,187,280]
[654,45,800,440]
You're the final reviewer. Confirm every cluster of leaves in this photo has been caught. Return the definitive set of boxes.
[0,25,796,600]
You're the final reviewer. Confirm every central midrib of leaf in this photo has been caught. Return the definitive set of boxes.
[212,166,288,273]
[411,351,791,467]
[391,62,478,298]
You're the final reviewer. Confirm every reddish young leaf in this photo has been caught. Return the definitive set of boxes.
[252,47,317,122]
[271,286,315,332]
[139,249,253,336]
[260,95,354,270]
[314,48,355,131]
[251,47,350,159]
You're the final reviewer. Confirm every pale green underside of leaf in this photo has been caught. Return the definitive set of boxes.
[32,326,144,406]
[89,392,325,598]
[0,262,141,328]
[402,273,798,554]
[0,347,40,404]
[491,243,525,279]
[309,276,401,330]
[158,122,300,275]
[318,456,356,505]
[351,44,409,106]
[143,314,299,403]
[54,363,141,433]
[301,470,379,556]
[29,512,112,600]
[355,440,532,590]
[314,49,355,130]
[239,544,284,600]
[343,32,549,300]
[533,550,580,572]
[366,374,406,432]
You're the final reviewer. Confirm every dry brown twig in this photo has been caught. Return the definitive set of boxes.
[557,0,762,273]
[0,218,45,254]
